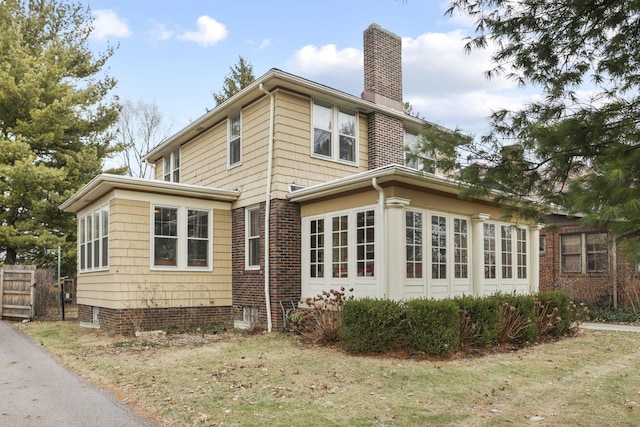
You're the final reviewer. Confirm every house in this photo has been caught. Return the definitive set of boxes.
[60,24,541,334]
[539,213,640,308]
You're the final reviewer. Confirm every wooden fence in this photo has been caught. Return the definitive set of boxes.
[0,265,36,319]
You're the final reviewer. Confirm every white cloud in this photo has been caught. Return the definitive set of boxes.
[91,10,132,40]
[177,16,228,47]
[147,21,174,42]
[284,29,538,137]
[259,38,271,50]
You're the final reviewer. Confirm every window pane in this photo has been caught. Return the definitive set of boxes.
[154,207,178,266]
[586,233,607,272]
[431,215,446,279]
[188,240,208,267]
[338,110,356,162]
[406,211,423,279]
[313,103,332,156]
[310,219,325,278]
[188,210,208,238]
[332,214,348,278]
[483,223,496,279]
[561,235,582,273]
[356,211,375,277]
[187,210,209,267]
[453,218,468,279]
[154,237,177,266]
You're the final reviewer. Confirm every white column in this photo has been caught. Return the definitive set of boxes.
[385,197,411,301]
[471,213,491,296]
[529,224,543,294]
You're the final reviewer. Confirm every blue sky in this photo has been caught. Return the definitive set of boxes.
[84,0,534,143]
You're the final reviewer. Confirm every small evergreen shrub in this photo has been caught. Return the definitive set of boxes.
[339,298,404,353]
[456,295,501,348]
[497,294,537,345]
[405,299,460,356]
[536,291,571,337]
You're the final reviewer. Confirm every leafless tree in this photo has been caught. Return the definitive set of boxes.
[116,100,172,178]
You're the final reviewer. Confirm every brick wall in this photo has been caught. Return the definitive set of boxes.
[232,199,302,330]
[540,225,640,306]
[367,112,404,169]
[78,304,232,335]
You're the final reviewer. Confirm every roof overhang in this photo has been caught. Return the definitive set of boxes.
[60,174,239,213]
[287,164,474,203]
[143,68,425,164]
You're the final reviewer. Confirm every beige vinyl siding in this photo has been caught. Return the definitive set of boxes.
[76,196,232,310]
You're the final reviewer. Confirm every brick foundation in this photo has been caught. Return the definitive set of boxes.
[78,304,232,335]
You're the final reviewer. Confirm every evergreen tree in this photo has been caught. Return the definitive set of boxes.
[425,1,640,256]
[212,56,255,105]
[0,0,120,274]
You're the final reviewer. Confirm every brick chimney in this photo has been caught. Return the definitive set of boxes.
[362,24,405,169]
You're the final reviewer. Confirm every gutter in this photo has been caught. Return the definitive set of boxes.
[371,178,387,298]
[259,83,275,332]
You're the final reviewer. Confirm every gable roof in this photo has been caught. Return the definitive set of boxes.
[60,174,239,213]
[143,68,424,164]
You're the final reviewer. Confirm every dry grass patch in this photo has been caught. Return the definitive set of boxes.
[17,321,640,427]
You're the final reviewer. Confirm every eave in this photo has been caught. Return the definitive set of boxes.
[60,174,239,213]
[287,165,472,203]
[143,68,425,164]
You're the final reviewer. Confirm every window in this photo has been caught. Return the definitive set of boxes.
[246,207,260,269]
[406,211,423,279]
[332,215,349,278]
[163,149,180,182]
[228,112,241,167]
[312,101,357,163]
[79,205,109,272]
[453,218,469,279]
[154,207,178,266]
[310,219,325,278]
[304,208,375,282]
[483,223,496,279]
[431,215,447,279]
[561,232,608,273]
[187,210,209,267]
[404,130,436,173]
[517,228,527,279]
[153,206,211,269]
[501,226,513,279]
[356,210,375,277]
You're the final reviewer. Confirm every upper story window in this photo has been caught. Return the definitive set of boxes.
[228,112,242,167]
[152,206,211,269]
[79,204,109,272]
[561,232,608,273]
[404,130,436,173]
[163,149,180,182]
[312,101,357,164]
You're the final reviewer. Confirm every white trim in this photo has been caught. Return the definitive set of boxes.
[310,99,359,166]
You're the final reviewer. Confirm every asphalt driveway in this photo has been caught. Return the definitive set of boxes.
[0,320,157,427]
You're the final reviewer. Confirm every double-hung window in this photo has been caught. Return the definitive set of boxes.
[153,206,211,269]
[228,112,241,167]
[246,207,260,269]
[405,211,423,279]
[79,204,109,272]
[404,130,436,173]
[312,101,357,163]
[561,232,608,273]
[163,149,180,182]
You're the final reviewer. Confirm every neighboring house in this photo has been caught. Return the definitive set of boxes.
[539,213,640,307]
[61,24,541,334]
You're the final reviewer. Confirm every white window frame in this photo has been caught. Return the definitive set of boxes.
[151,205,212,271]
[311,100,358,165]
[228,111,242,168]
[163,148,180,182]
[484,222,529,285]
[79,204,109,273]
[405,210,424,279]
[245,206,260,270]
[302,206,377,296]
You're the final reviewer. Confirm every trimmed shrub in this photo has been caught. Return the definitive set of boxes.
[536,291,571,337]
[405,299,460,356]
[456,295,501,348]
[497,294,537,345]
[339,298,405,353]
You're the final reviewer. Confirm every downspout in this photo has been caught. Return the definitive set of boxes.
[372,178,386,298]
[259,83,274,332]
